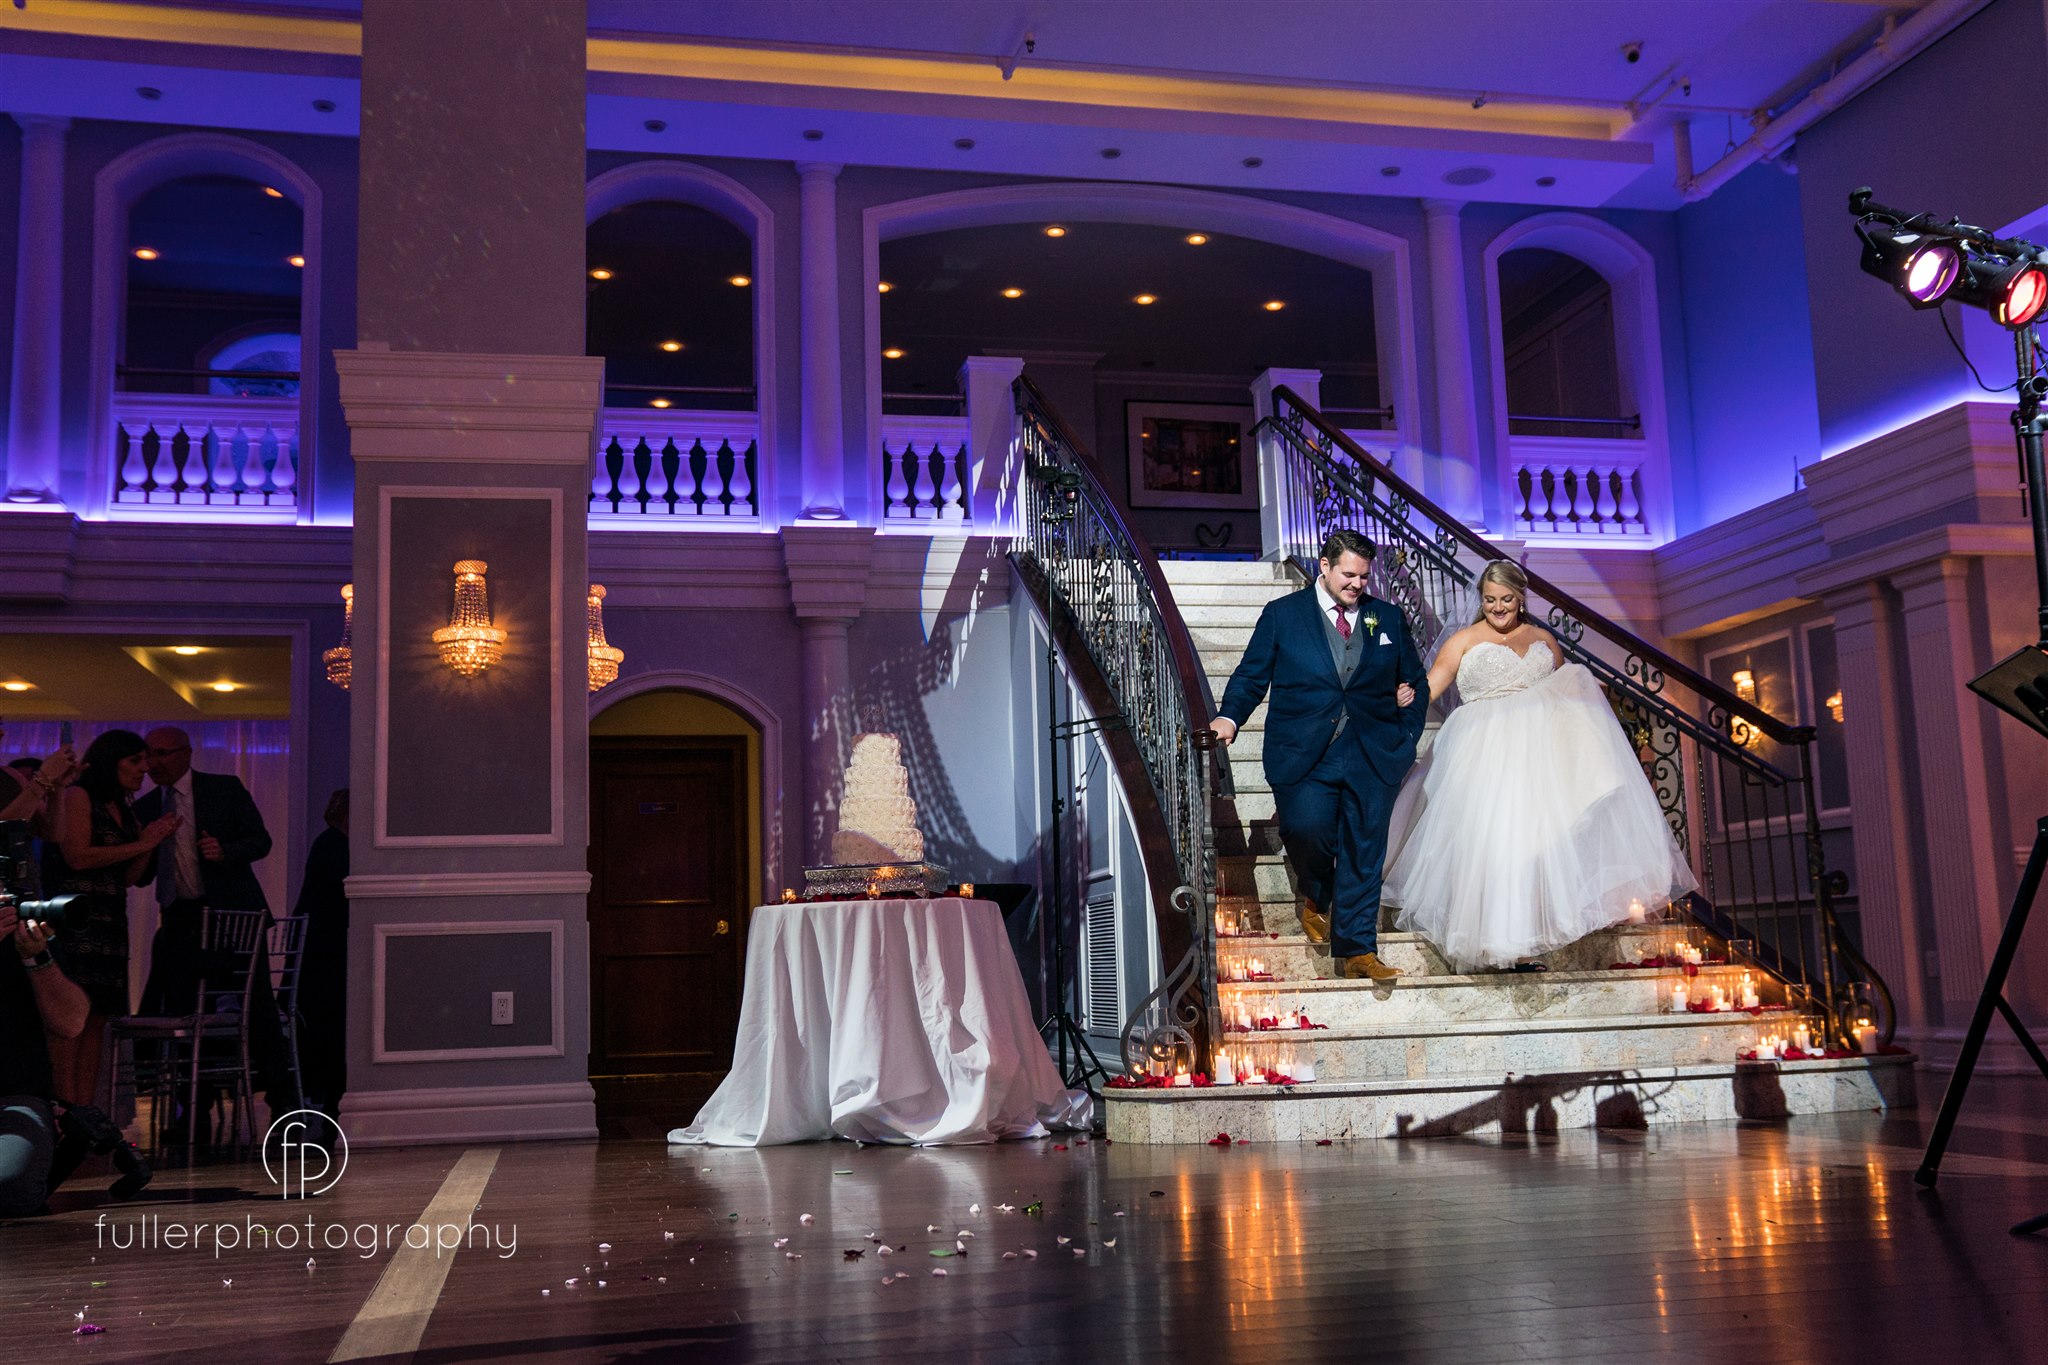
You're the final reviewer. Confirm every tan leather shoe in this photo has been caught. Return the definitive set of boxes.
[1298,899,1330,945]
[1340,952,1401,982]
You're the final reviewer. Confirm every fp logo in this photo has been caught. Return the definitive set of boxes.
[263,1110,348,1199]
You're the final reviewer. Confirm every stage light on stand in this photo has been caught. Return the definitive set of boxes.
[1856,217,1958,307]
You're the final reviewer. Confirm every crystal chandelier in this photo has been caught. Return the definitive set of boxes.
[323,583,354,690]
[432,560,507,677]
[586,583,623,692]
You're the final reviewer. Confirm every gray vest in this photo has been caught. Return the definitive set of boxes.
[1319,600,1365,685]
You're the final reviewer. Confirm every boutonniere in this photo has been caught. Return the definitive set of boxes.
[1361,612,1380,635]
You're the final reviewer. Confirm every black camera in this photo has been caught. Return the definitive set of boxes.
[0,819,74,929]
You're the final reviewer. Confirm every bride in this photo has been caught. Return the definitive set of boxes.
[1383,561,1697,971]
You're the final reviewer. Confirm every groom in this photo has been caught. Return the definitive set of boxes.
[1209,529,1429,980]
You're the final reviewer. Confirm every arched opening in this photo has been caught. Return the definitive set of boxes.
[1496,248,1625,438]
[90,134,322,521]
[1482,214,1670,541]
[587,686,765,1119]
[583,161,777,524]
[865,182,1420,535]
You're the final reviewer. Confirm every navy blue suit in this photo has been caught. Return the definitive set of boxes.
[1216,588,1430,957]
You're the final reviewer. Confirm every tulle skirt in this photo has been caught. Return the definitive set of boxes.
[1384,661,1698,971]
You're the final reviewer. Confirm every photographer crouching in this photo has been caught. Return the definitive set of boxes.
[0,820,148,1217]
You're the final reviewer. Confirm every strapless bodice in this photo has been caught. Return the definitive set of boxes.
[1456,638,1557,701]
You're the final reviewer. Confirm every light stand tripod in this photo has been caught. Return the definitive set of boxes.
[1913,324,2048,1237]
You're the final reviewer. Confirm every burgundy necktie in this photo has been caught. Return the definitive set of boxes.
[1332,606,1351,639]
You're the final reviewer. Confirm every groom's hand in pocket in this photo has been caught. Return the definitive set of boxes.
[1396,684,1416,708]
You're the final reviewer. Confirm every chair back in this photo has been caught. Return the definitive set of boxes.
[196,907,270,1020]
[268,914,309,1023]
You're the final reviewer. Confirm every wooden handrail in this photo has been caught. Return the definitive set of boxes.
[1271,385,1809,744]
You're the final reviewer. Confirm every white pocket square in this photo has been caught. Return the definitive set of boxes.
[1378,632,1392,646]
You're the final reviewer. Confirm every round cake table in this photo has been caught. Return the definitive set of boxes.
[667,896,1092,1146]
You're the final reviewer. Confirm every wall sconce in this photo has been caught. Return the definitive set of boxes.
[323,583,353,690]
[1825,690,1844,724]
[587,583,623,692]
[432,560,506,677]
[1731,668,1756,702]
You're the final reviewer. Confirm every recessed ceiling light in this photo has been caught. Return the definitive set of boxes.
[660,339,683,352]
[1242,156,1264,169]
[650,398,672,408]
[263,186,283,199]
[883,347,906,359]
[133,247,159,260]
[877,280,893,293]
[1379,166,1402,177]
[171,646,202,656]
[1133,294,1157,306]
[954,137,976,150]
[728,274,751,287]
[288,255,306,268]
[1,682,31,692]
[1100,147,1122,160]
[802,129,824,142]
[1536,175,1558,187]
[1001,287,1024,299]
[210,682,237,693]
[1043,225,1067,238]
[1184,233,1209,246]
[1263,300,1286,312]
[644,118,668,133]
[589,268,613,280]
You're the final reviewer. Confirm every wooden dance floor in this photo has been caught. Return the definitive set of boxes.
[7,1076,2045,1364]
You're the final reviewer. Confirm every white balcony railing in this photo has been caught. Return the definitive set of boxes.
[879,414,971,524]
[590,409,760,524]
[111,393,299,514]
[1509,435,1651,539]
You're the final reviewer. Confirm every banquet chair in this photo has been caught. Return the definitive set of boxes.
[110,907,270,1160]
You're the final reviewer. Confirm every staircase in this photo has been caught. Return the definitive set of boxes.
[1102,558,1915,1143]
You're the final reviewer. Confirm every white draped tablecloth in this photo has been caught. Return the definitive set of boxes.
[667,897,1091,1146]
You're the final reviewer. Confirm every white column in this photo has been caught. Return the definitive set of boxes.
[782,524,875,863]
[5,115,70,506]
[1250,367,1322,562]
[797,161,846,520]
[1421,198,1484,527]
[1895,558,2009,1040]
[1824,582,1932,1037]
[960,355,1024,533]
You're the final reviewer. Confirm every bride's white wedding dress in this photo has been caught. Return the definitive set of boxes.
[1384,636,1698,971]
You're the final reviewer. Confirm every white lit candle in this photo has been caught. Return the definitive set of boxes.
[1628,898,1646,922]
[1671,981,1689,1012]
[1793,1025,1812,1055]
[1294,1049,1317,1082]
[1172,1064,1192,1088]
[1213,1050,1235,1086]
[1855,1023,1879,1055]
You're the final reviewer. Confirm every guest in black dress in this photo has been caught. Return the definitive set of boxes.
[294,789,349,1117]
[42,730,178,1107]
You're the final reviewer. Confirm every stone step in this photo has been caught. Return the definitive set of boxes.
[1178,602,1273,628]
[1245,1011,1789,1083]
[1189,624,1257,653]
[1104,1054,1918,1143]
[1157,560,1296,586]
[1214,924,1689,975]
[1164,582,1297,606]
[1214,968,1744,1029]
[1218,790,1276,823]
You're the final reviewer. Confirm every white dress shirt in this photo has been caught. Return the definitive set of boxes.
[159,770,203,902]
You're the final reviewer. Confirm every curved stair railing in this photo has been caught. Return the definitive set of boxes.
[1007,376,1221,1077]
[1260,386,1894,1049]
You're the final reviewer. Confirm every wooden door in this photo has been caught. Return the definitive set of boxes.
[588,739,746,1077]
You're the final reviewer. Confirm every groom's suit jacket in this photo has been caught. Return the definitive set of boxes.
[1216,587,1430,788]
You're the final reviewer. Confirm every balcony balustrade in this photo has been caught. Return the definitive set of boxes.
[111,393,299,515]
[879,415,971,525]
[589,409,760,524]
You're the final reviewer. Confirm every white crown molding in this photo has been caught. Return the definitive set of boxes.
[346,872,593,898]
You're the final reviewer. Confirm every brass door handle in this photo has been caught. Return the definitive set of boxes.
[713,919,730,936]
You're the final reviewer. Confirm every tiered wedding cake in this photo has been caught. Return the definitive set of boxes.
[831,733,925,865]
[805,728,949,898]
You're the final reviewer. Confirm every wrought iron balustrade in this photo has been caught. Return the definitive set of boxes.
[1008,377,1219,1077]
[1260,386,1892,1048]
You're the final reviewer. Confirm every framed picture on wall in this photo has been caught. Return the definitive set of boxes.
[1125,401,1257,509]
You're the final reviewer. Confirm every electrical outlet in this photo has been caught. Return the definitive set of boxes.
[491,991,514,1026]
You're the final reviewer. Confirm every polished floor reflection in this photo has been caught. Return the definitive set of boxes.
[5,1077,2044,1363]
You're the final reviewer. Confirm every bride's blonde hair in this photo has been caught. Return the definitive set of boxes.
[1472,560,1529,625]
